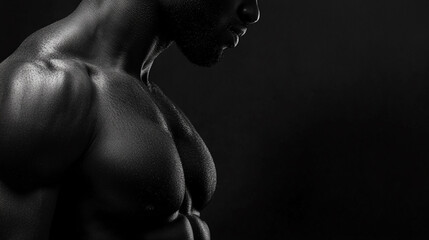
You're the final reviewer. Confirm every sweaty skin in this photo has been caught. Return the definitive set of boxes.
[0,0,260,239]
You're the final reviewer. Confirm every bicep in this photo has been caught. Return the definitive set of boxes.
[0,96,76,187]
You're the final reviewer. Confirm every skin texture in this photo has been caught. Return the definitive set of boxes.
[0,0,260,239]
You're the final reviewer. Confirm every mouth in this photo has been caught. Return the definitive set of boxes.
[227,26,248,48]
[230,26,248,37]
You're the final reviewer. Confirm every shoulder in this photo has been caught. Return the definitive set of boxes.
[0,57,96,133]
[1,57,94,111]
[0,57,97,187]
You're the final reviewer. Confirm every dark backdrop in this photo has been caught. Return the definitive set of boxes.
[3,0,429,239]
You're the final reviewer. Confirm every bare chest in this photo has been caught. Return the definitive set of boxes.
[80,74,216,222]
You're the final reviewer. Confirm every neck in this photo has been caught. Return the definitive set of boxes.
[42,0,171,79]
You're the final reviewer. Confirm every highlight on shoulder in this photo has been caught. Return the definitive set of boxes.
[0,55,97,188]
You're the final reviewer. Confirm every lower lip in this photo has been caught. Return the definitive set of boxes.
[229,31,240,48]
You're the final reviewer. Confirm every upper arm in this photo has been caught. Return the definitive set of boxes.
[0,59,96,189]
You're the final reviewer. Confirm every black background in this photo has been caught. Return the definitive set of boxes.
[3,0,429,239]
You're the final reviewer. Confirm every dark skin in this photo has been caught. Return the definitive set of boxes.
[0,0,260,239]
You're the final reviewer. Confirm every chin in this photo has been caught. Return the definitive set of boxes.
[177,43,225,67]
[187,52,223,67]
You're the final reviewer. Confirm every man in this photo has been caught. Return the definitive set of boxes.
[0,0,260,239]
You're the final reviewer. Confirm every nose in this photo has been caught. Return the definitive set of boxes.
[238,0,261,25]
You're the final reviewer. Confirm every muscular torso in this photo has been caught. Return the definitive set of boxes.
[51,66,216,240]
[0,50,216,239]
